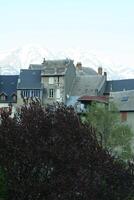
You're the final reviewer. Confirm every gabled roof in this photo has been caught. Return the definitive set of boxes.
[71,75,105,96]
[17,69,42,89]
[105,79,134,93]
[0,75,18,103]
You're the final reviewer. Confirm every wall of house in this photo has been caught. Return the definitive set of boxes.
[0,103,9,108]
[120,112,134,133]
[41,76,65,105]
[109,91,134,134]
[17,90,43,106]
[64,63,76,103]
[17,90,25,106]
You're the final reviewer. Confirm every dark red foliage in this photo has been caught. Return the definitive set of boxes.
[0,102,134,200]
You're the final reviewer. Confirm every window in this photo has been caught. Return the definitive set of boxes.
[56,89,60,99]
[0,94,7,101]
[22,90,30,98]
[121,112,127,122]
[121,96,128,101]
[36,90,40,98]
[49,89,54,98]
[49,77,54,84]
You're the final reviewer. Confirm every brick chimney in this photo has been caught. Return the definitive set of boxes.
[76,62,82,70]
[98,67,102,75]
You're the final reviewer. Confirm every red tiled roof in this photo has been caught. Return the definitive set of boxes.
[78,95,108,103]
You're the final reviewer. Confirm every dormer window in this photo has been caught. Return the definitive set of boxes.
[0,93,7,101]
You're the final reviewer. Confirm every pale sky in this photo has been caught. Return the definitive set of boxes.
[0,0,134,66]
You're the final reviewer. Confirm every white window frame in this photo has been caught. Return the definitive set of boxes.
[56,89,60,99]
[49,89,54,98]
[49,77,54,84]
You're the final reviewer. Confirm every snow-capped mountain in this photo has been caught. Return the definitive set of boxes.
[0,45,55,75]
[0,44,133,80]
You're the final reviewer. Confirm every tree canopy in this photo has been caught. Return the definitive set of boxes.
[0,102,134,199]
[83,102,134,160]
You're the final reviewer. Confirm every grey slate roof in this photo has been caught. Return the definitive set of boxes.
[110,90,134,111]
[29,64,44,70]
[105,79,134,93]
[76,67,97,76]
[0,75,18,103]
[17,69,42,89]
[29,59,74,76]
[42,59,73,68]
[71,75,105,96]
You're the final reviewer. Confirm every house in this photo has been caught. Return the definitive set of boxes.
[17,69,43,106]
[104,79,134,95]
[1,56,134,135]
[0,75,18,115]
[67,64,107,109]
[0,60,108,115]
[104,79,134,132]
[29,58,76,105]
[16,59,107,108]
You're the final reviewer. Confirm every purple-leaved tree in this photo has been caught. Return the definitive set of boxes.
[0,102,134,200]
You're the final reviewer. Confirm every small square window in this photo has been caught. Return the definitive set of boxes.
[121,96,128,101]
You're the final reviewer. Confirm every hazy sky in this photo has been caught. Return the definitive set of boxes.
[0,0,134,66]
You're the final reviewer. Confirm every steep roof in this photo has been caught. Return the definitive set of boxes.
[0,75,18,103]
[70,75,105,96]
[105,79,134,93]
[17,69,42,89]
[76,67,97,76]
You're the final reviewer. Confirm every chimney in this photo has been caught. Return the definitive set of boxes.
[98,67,102,75]
[42,58,46,65]
[104,72,107,80]
[76,62,82,70]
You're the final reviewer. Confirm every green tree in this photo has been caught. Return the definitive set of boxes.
[83,102,133,160]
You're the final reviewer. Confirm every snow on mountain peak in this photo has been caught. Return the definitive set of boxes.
[0,44,133,80]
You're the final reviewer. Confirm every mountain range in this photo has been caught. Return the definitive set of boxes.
[0,44,133,80]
